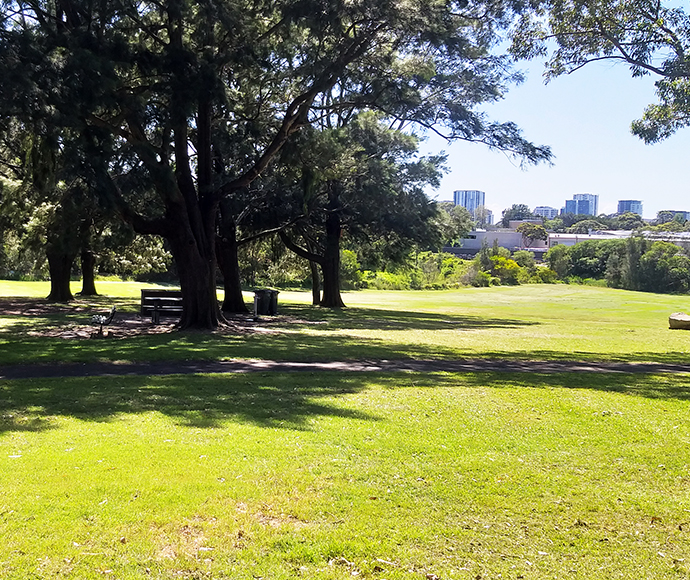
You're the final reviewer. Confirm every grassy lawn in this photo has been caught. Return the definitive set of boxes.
[2,371,690,579]
[1,282,690,578]
[1,281,690,365]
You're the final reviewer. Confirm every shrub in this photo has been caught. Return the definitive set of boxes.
[545,245,571,279]
[512,250,536,270]
[490,255,520,285]
[535,267,558,284]
[340,249,363,290]
[362,270,411,290]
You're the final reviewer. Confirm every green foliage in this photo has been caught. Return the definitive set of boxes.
[566,219,608,234]
[535,266,559,283]
[515,222,548,246]
[544,217,566,232]
[339,249,363,290]
[467,244,540,287]
[501,203,535,227]
[569,240,626,279]
[436,202,473,247]
[613,212,645,230]
[490,255,521,285]
[361,252,472,290]
[362,270,412,290]
[514,0,690,142]
[512,250,536,270]
[645,221,687,233]
[544,237,690,294]
[638,242,690,294]
[545,244,572,279]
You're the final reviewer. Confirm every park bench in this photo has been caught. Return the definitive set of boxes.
[140,289,183,324]
[92,306,117,337]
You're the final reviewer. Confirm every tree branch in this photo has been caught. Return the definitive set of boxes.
[279,230,323,264]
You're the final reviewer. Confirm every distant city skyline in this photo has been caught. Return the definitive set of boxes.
[421,57,690,220]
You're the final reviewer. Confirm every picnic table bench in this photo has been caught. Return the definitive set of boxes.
[141,289,183,324]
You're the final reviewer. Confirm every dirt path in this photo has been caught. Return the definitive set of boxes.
[2,358,690,379]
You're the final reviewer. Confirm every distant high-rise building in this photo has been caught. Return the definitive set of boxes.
[533,206,559,219]
[454,190,485,217]
[617,200,643,216]
[564,193,599,216]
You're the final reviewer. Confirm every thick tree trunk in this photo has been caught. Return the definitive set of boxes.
[320,212,345,308]
[79,249,98,296]
[169,238,222,328]
[166,207,224,329]
[46,249,75,302]
[309,260,320,305]
[216,220,248,313]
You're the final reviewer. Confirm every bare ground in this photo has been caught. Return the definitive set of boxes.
[0,297,301,339]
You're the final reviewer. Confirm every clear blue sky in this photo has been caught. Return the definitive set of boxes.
[421,59,690,220]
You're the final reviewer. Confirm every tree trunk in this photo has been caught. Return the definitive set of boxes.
[79,249,98,296]
[320,212,345,308]
[216,217,249,313]
[166,210,224,329]
[309,260,320,305]
[46,248,75,302]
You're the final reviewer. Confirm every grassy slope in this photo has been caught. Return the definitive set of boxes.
[1,281,689,364]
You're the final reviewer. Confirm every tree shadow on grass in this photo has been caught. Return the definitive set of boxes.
[382,371,690,402]
[2,369,689,437]
[0,300,538,336]
[0,372,379,434]
[276,304,539,331]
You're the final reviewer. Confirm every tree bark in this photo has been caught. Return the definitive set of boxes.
[46,248,75,302]
[168,230,222,329]
[319,211,345,308]
[216,214,249,313]
[309,259,320,305]
[79,249,98,296]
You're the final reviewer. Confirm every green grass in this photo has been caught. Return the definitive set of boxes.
[2,281,690,577]
[1,371,690,578]
[1,281,690,365]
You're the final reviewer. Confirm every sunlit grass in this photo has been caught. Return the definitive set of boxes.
[1,371,689,578]
[1,282,690,365]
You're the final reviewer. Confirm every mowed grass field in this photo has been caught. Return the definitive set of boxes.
[1,280,690,364]
[1,281,690,578]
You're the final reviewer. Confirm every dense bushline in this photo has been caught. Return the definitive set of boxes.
[546,238,690,294]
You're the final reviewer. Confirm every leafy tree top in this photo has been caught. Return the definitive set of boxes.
[516,222,548,244]
[512,0,690,142]
[501,203,535,227]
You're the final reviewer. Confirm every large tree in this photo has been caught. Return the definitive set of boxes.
[1,0,551,327]
[278,114,444,307]
[513,0,690,142]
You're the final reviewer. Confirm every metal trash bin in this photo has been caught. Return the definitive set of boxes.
[253,289,279,316]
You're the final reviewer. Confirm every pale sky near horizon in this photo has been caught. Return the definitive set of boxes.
[421,58,690,220]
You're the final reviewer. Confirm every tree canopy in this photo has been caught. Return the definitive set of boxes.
[513,0,690,142]
[501,203,535,227]
[516,222,548,246]
[0,0,552,327]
